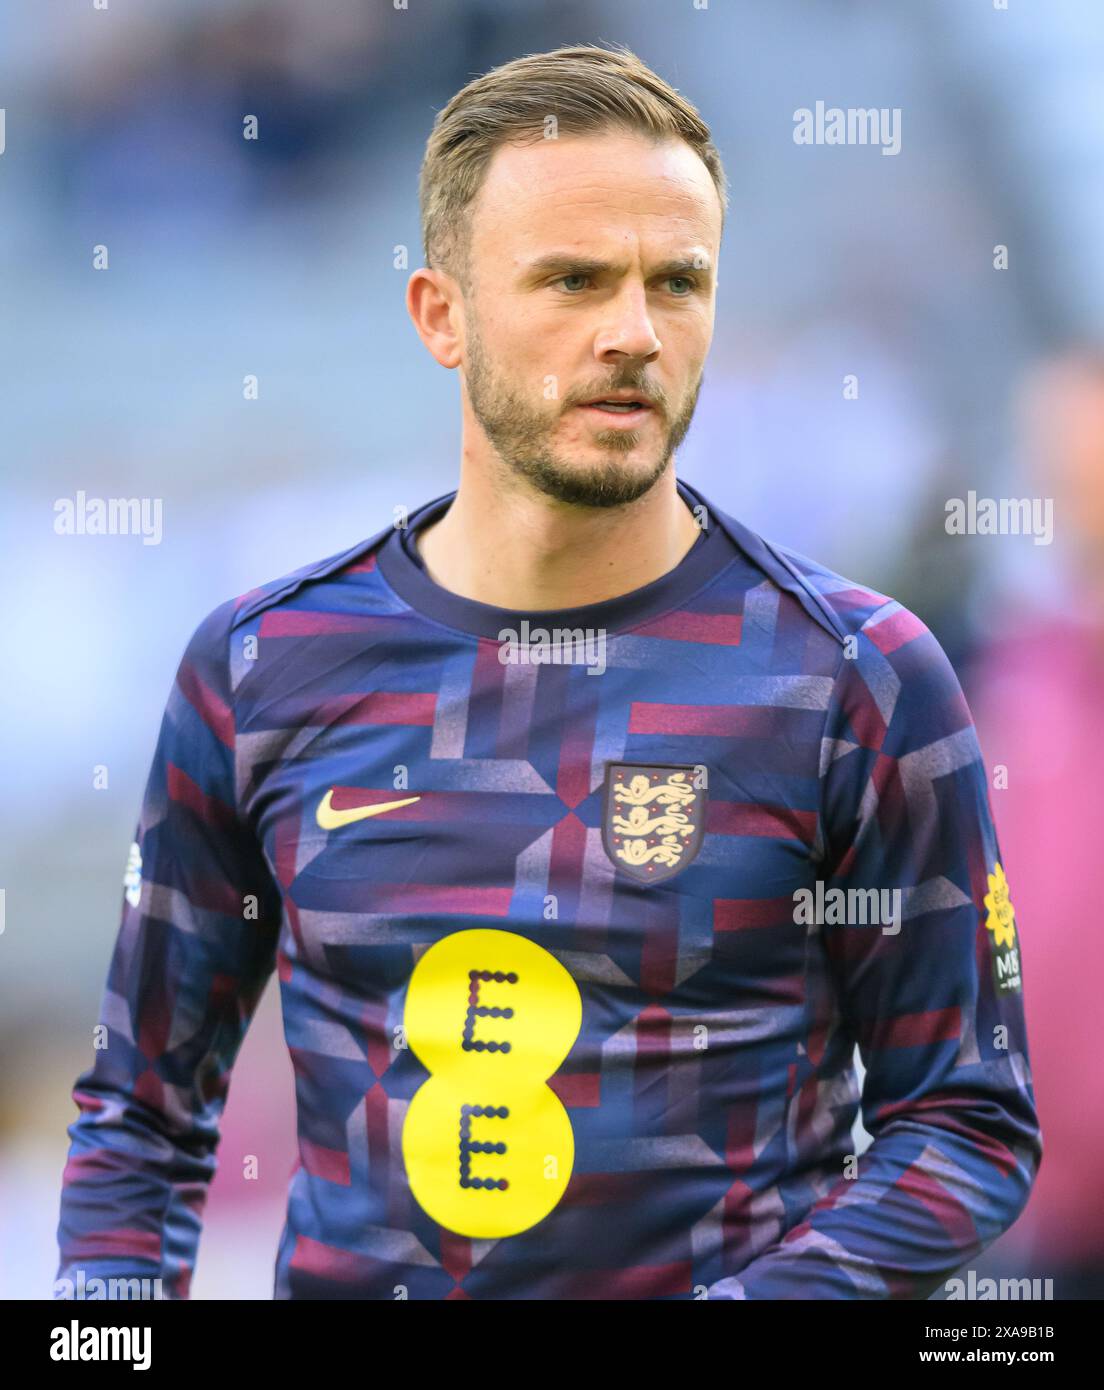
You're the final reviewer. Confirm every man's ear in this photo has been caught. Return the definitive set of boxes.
[406,267,464,370]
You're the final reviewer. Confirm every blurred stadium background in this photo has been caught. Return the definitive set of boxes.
[2,0,1102,1298]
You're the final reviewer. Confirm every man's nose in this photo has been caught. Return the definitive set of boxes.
[594,285,661,362]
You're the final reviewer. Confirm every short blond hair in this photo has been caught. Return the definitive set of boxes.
[419,42,728,290]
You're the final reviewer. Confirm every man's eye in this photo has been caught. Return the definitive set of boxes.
[668,276,697,295]
[557,274,590,292]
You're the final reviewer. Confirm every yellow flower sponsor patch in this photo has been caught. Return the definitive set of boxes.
[984,861,1022,994]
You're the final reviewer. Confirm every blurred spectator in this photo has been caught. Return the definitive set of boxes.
[970,349,1104,1298]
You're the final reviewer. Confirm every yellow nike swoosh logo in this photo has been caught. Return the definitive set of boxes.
[316,790,421,830]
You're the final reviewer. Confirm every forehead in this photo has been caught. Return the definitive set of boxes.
[469,129,722,257]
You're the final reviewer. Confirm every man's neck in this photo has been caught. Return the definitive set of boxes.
[413,467,703,611]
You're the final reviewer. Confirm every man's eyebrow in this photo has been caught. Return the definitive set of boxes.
[520,253,714,282]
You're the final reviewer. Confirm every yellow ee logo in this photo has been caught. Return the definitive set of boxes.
[401,928,582,1238]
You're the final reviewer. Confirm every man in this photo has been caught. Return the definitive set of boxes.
[56,42,1041,1300]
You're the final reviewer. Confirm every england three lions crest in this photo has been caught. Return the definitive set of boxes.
[601,762,708,885]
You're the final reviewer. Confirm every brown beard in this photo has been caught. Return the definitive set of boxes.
[462,309,704,509]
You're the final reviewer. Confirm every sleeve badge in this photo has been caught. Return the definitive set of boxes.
[984,861,1022,994]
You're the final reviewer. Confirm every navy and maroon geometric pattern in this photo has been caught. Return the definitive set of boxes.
[56,479,1041,1299]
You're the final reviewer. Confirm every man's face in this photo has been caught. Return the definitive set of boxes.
[458,129,722,508]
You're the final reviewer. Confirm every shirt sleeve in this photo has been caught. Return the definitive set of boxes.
[55,599,283,1300]
[709,600,1043,1300]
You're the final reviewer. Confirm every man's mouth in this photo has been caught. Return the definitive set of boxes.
[576,393,657,425]
[583,400,650,414]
